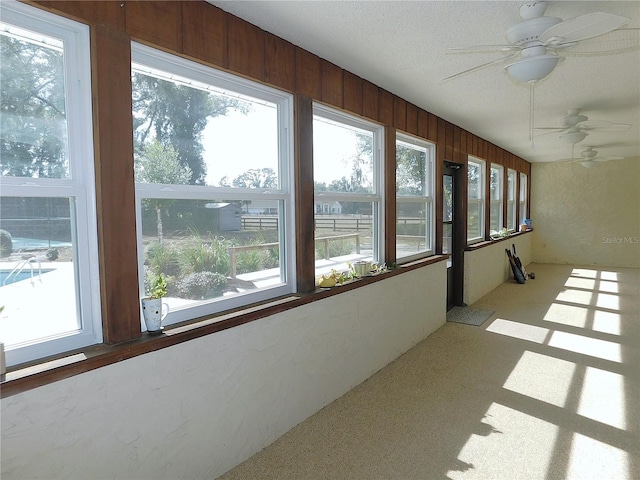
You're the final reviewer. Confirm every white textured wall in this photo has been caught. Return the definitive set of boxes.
[464,234,531,305]
[1,262,446,480]
[531,158,640,268]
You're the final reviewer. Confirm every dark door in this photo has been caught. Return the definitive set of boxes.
[443,162,464,310]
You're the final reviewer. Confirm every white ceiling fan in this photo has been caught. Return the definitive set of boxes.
[442,1,636,149]
[536,109,632,145]
[442,1,636,84]
[561,145,626,168]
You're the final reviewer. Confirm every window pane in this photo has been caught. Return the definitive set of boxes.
[0,196,80,347]
[140,198,284,313]
[1,24,69,179]
[313,117,374,194]
[132,70,279,189]
[397,201,432,257]
[468,201,483,240]
[507,169,517,230]
[396,141,428,196]
[314,201,376,274]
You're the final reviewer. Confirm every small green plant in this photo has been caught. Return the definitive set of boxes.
[176,271,227,299]
[0,229,12,258]
[46,248,59,261]
[147,273,168,299]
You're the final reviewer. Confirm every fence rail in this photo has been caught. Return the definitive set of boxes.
[228,232,361,278]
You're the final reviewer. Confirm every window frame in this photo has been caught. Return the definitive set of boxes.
[312,103,385,270]
[0,1,102,367]
[489,163,504,233]
[507,168,517,231]
[131,42,296,328]
[467,156,486,244]
[519,172,528,226]
[395,132,435,263]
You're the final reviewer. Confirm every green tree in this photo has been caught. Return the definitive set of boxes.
[132,72,249,185]
[396,144,427,195]
[230,168,277,189]
[0,32,67,178]
[135,140,192,242]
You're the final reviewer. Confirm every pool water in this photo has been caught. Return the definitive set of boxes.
[1,269,53,286]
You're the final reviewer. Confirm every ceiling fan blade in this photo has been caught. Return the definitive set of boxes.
[540,12,629,46]
[441,52,520,82]
[448,45,523,53]
[558,28,640,56]
[579,120,632,132]
[594,155,625,162]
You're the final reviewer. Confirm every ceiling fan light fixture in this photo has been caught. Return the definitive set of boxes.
[561,130,587,144]
[504,54,559,82]
[581,161,597,168]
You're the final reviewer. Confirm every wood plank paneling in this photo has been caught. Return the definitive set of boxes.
[406,103,418,136]
[294,95,316,293]
[445,122,454,160]
[296,48,322,99]
[92,21,141,343]
[227,15,265,81]
[264,33,296,91]
[428,112,438,142]
[362,80,379,121]
[34,1,123,25]
[343,71,363,116]
[321,60,343,108]
[393,96,406,131]
[417,109,429,139]
[378,89,394,125]
[125,1,182,52]
[182,2,226,68]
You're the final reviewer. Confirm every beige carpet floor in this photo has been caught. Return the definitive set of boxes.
[218,263,640,480]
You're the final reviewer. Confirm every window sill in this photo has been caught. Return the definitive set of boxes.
[464,229,533,251]
[0,255,448,398]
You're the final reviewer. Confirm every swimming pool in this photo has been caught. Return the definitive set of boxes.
[1,269,53,286]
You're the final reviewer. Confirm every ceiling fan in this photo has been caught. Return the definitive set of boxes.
[561,145,626,168]
[442,1,636,148]
[442,1,634,83]
[536,109,632,145]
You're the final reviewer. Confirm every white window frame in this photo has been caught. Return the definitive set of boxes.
[395,132,435,262]
[312,103,385,269]
[131,43,295,328]
[519,172,528,226]
[467,156,486,244]
[489,163,504,233]
[1,1,102,366]
[507,168,517,231]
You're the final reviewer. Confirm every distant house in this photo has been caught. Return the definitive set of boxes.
[204,203,242,231]
[314,201,342,215]
[245,200,278,215]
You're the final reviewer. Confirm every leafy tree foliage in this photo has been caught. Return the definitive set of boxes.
[1,33,67,178]
[396,143,427,196]
[132,72,248,185]
[219,167,277,189]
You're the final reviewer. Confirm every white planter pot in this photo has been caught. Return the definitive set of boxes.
[141,297,169,333]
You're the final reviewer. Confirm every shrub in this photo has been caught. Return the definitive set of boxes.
[46,248,59,261]
[178,234,231,276]
[175,271,227,299]
[145,241,181,277]
[0,229,12,257]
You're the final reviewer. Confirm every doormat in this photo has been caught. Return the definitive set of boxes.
[447,306,495,326]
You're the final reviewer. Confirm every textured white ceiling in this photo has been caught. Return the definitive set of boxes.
[208,1,640,164]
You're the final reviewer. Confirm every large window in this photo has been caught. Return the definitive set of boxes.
[0,2,101,366]
[467,156,485,243]
[489,164,504,233]
[132,43,294,329]
[312,104,384,275]
[507,168,517,231]
[396,133,435,261]
[519,172,528,226]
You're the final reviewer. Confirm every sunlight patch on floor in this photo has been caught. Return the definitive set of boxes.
[592,310,622,335]
[503,351,576,408]
[577,367,626,430]
[549,331,622,363]
[486,319,549,344]
[543,303,622,335]
[449,402,558,480]
[566,433,628,480]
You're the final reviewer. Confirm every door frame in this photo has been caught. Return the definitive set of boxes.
[442,160,466,310]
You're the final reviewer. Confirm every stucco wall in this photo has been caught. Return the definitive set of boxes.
[464,233,532,305]
[1,262,446,480]
[531,158,640,268]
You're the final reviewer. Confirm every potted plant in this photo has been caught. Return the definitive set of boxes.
[141,273,169,334]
